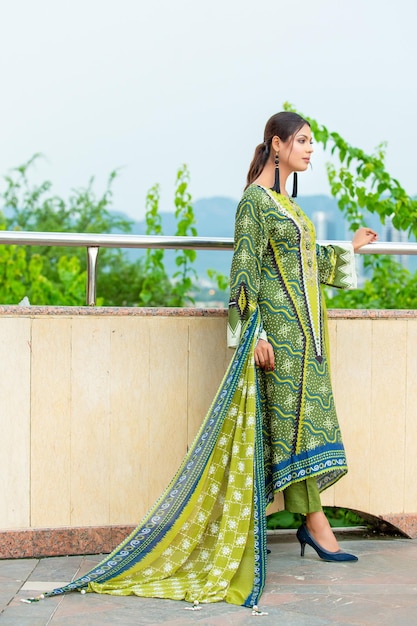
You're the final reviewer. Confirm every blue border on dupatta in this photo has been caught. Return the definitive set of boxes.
[243,350,267,608]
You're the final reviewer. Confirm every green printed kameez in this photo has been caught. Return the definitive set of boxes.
[228,184,356,505]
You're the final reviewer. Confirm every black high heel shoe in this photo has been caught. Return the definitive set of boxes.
[296,523,358,562]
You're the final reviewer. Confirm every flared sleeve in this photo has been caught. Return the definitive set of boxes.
[316,242,357,289]
[227,190,268,348]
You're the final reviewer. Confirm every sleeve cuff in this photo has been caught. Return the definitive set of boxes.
[333,243,357,289]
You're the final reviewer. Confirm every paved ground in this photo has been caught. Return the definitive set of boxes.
[1,530,416,625]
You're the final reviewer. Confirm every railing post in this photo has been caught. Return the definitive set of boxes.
[86,246,99,306]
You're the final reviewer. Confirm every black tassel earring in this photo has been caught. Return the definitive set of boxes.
[292,173,298,198]
[272,152,280,194]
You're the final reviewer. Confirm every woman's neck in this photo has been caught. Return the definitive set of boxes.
[254,162,290,196]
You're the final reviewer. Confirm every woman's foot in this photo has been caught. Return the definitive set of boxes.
[305,511,339,553]
[296,523,358,562]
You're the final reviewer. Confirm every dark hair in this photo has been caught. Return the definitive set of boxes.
[245,111,310,189]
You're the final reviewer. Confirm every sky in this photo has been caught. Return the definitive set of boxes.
[1,0,416,222]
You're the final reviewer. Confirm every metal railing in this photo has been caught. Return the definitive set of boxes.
[0,230,416,306]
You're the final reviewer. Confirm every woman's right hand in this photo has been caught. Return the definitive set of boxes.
[352,226,378,252]
[254,339,275,371]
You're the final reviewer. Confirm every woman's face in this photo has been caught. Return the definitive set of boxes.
[279,123,313,172]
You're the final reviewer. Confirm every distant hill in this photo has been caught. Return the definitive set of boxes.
[131,194,354,238]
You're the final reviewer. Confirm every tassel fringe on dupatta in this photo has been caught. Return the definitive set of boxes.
[26,309,267,609]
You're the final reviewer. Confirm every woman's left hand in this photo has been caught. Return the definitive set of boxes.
[352,227,378,252]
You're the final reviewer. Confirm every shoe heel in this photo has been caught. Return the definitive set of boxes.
[296,524,307,557]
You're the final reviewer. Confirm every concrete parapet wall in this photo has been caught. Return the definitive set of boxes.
[0,306,416,557]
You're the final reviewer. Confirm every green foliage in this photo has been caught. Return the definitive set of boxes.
[137,182,175,306]
[171,164,198,306]
[0,156,202,307]
[138,164,199,307]
[207,268,230,292]
[4,156,131,237]
[136,165,199,306]
[95,250,144,307]
[266,510,304,530]
[1,155,139,305]
[266,507,368,530]
[0,208,82,305]
[283,102,417,309]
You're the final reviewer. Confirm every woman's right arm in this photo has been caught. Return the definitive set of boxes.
[227,190,267,347]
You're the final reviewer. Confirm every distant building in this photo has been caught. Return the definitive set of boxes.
[312,211,327,241]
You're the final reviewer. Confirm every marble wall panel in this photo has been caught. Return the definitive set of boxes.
[0,318,31,527]
[108,317,151,524]
[30,318,72,526]
[187,317,231,446]
[404,319,417,513]
[70,317,112,526]
[369,320,407,515]
[328,319,373,512]
[147,318,189,504]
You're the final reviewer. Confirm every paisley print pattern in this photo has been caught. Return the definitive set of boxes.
[228,185,356,501]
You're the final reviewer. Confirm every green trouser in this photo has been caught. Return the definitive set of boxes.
[283,477,322,514]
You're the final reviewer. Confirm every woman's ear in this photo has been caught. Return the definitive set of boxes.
[271,135,281,152]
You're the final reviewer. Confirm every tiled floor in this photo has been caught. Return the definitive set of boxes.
[1,531,416,625]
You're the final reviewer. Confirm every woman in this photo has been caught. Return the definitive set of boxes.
[228,111,377,562]
[26,112,377,611]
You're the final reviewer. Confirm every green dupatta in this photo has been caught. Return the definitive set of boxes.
[40,308,267,608]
